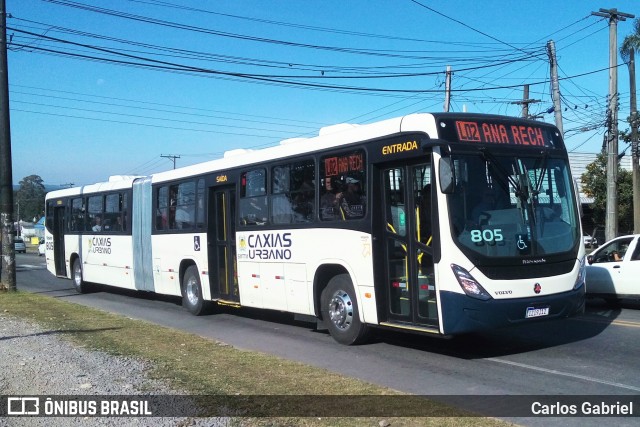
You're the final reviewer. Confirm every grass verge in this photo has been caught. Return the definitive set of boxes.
[0,290,514,427]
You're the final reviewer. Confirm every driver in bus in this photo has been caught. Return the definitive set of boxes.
[471,188,498,225]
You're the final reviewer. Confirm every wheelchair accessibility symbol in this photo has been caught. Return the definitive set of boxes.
[517,235,528,250]
[194,236,201,251]
[516,233,530,253]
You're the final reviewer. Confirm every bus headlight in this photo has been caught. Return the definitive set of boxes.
[574,256,586,290]
[451,264,492,300]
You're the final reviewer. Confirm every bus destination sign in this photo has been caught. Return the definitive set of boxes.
[455,120,549,147]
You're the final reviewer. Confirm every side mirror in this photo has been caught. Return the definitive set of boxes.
[587,255,594,265]
[439,157,455,194]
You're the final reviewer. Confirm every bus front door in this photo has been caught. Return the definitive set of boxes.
[53,206,66,276]
[208,186,239,303]
[379,164,438,327]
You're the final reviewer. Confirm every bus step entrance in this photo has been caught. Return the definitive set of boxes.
[379,321,441,335]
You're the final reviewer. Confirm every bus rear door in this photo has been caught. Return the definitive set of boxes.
[208,185,239,303]
[52,205,66,277]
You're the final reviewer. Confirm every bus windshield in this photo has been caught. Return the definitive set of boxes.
[448,152,579,259]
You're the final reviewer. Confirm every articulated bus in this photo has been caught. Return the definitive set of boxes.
[44,113,586,345]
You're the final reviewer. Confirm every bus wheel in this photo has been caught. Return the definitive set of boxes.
[182,265,208,315]
[321,274,369,345]
[72,258,89,294]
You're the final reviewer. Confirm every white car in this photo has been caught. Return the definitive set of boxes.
[583,234,598,247]
[585,234,640,305]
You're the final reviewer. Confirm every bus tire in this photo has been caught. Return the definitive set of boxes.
[72,258,89,294]
[182,265,208,315]
[321,274,369,345]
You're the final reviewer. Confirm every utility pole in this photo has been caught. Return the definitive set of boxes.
[0,0,15,291]
[547,40,564,135]
[592,8,634,242]
[161,154,180,170]
[443,65,451,112]
[511,84,540,119]
[628,48,640,233]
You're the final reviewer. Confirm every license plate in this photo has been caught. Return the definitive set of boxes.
[526,306,550,318]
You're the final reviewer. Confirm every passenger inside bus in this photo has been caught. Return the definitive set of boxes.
[175,206,194,229]
[293,175,315,221]
[92,217,102,232]
[337,177,365,219]
[320,177,339,220]
[112,216,123,231]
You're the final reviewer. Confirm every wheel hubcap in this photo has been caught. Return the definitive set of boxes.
[328,289,353,331]
[73,263,82,287]
[185,277,199,306]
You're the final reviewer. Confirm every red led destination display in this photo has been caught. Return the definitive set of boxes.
[455,120,551,147]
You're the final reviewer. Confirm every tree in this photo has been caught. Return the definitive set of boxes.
[581,152,634,235]
[620,18,640,64]
[14,175,46,221]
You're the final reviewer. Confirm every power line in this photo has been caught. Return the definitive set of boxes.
[10,100,310,135]
[127,0,530,47]
[10,17,545,73]
[10,84,328,125]
[9,27,543,79]
[11,108,290,138]
[10,2,622,139]
[10,28,619,94]
[409,0,528,54]
[42,0,528,61]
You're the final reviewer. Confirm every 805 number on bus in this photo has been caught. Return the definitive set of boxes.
[470,229,503,243]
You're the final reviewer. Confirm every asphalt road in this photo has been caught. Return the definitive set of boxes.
[10,253,640,426]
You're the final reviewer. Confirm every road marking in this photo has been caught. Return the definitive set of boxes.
[486,358,640,392]
[573,316,640,328]
[17,264,46,270]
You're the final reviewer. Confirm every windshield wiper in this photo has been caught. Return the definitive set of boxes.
[525,151,549,201]
[480,148,521,195]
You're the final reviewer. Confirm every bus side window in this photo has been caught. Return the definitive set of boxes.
[120,192,128,232]
[88,195,103,233]
[240,169,268,226]
[290,160,315,223]
[321,150,366,221]
[271,164,292,224]
[172,181,196,230]
[104,193,121,232]
[70,198,84,232]
[156,186,168,231]
[195,179,204,229]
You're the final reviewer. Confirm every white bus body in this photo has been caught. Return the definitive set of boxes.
[44,113,586,344]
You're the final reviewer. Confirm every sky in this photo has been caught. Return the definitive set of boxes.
[6,0,639,186]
